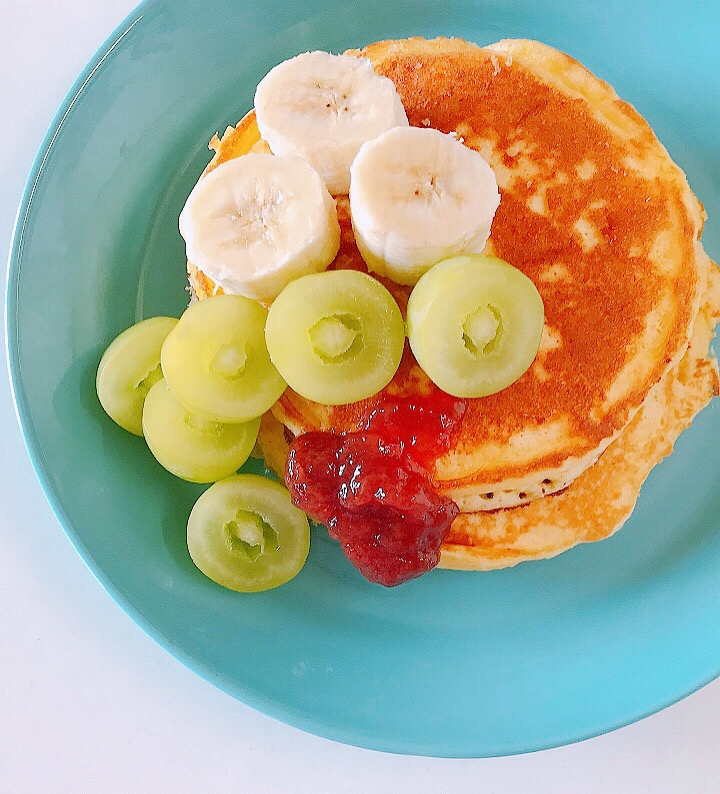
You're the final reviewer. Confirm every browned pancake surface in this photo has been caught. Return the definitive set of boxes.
[274,38,705,505]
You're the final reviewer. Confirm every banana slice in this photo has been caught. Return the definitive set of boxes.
[254,51,408,195]
[349,127,501,285]
[179,153,340,304]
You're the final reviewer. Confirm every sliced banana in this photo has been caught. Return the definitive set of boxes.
[179,153,340,304]
[349,127,501,285]
[254,51,408,195]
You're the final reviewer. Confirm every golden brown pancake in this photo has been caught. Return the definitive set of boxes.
[261,37,707,511]
[187,36,719,568]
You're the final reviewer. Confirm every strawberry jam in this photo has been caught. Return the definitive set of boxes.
[284,388,466,587]
[286,432,459,586]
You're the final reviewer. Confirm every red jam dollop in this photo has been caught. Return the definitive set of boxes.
[286,431,459,586]
[284,381,467,586]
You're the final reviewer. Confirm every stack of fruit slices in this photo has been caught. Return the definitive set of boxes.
[96,50,546,590]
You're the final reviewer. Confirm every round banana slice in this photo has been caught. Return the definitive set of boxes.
[349,127,501,285]
[179,153,340,304]
[254,51,408,194]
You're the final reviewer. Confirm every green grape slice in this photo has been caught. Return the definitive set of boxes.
[264,270,405,404]
[96,316,178,435]
[406,255,544,397]
[187,474,310,592]
[142,380,260,483]
[161,294,286,423]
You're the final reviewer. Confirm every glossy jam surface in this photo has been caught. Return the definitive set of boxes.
[359,386,467,470]
[286,431,459,586]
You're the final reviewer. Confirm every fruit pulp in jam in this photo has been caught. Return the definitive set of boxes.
[286,432,458,586]
[284,388,466,586]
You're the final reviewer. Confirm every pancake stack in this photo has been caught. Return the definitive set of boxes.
[188,37,720,570]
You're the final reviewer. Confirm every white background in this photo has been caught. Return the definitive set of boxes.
[2,2,720,791]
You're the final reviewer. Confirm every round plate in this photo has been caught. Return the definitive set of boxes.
[6,0,720,757]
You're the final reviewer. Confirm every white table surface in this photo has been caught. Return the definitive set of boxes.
[2,2,720,791]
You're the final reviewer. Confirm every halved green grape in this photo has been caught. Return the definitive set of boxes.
[406,255,544,397]
[142,380,260,483]
[265,270,405,404]
[161,294,286,423]
[96,316,178,435]
[187,474,310,592]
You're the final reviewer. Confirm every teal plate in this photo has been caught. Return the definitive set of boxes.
[6,0,720,757]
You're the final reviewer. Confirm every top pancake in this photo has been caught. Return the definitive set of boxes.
[190,37,708,511]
